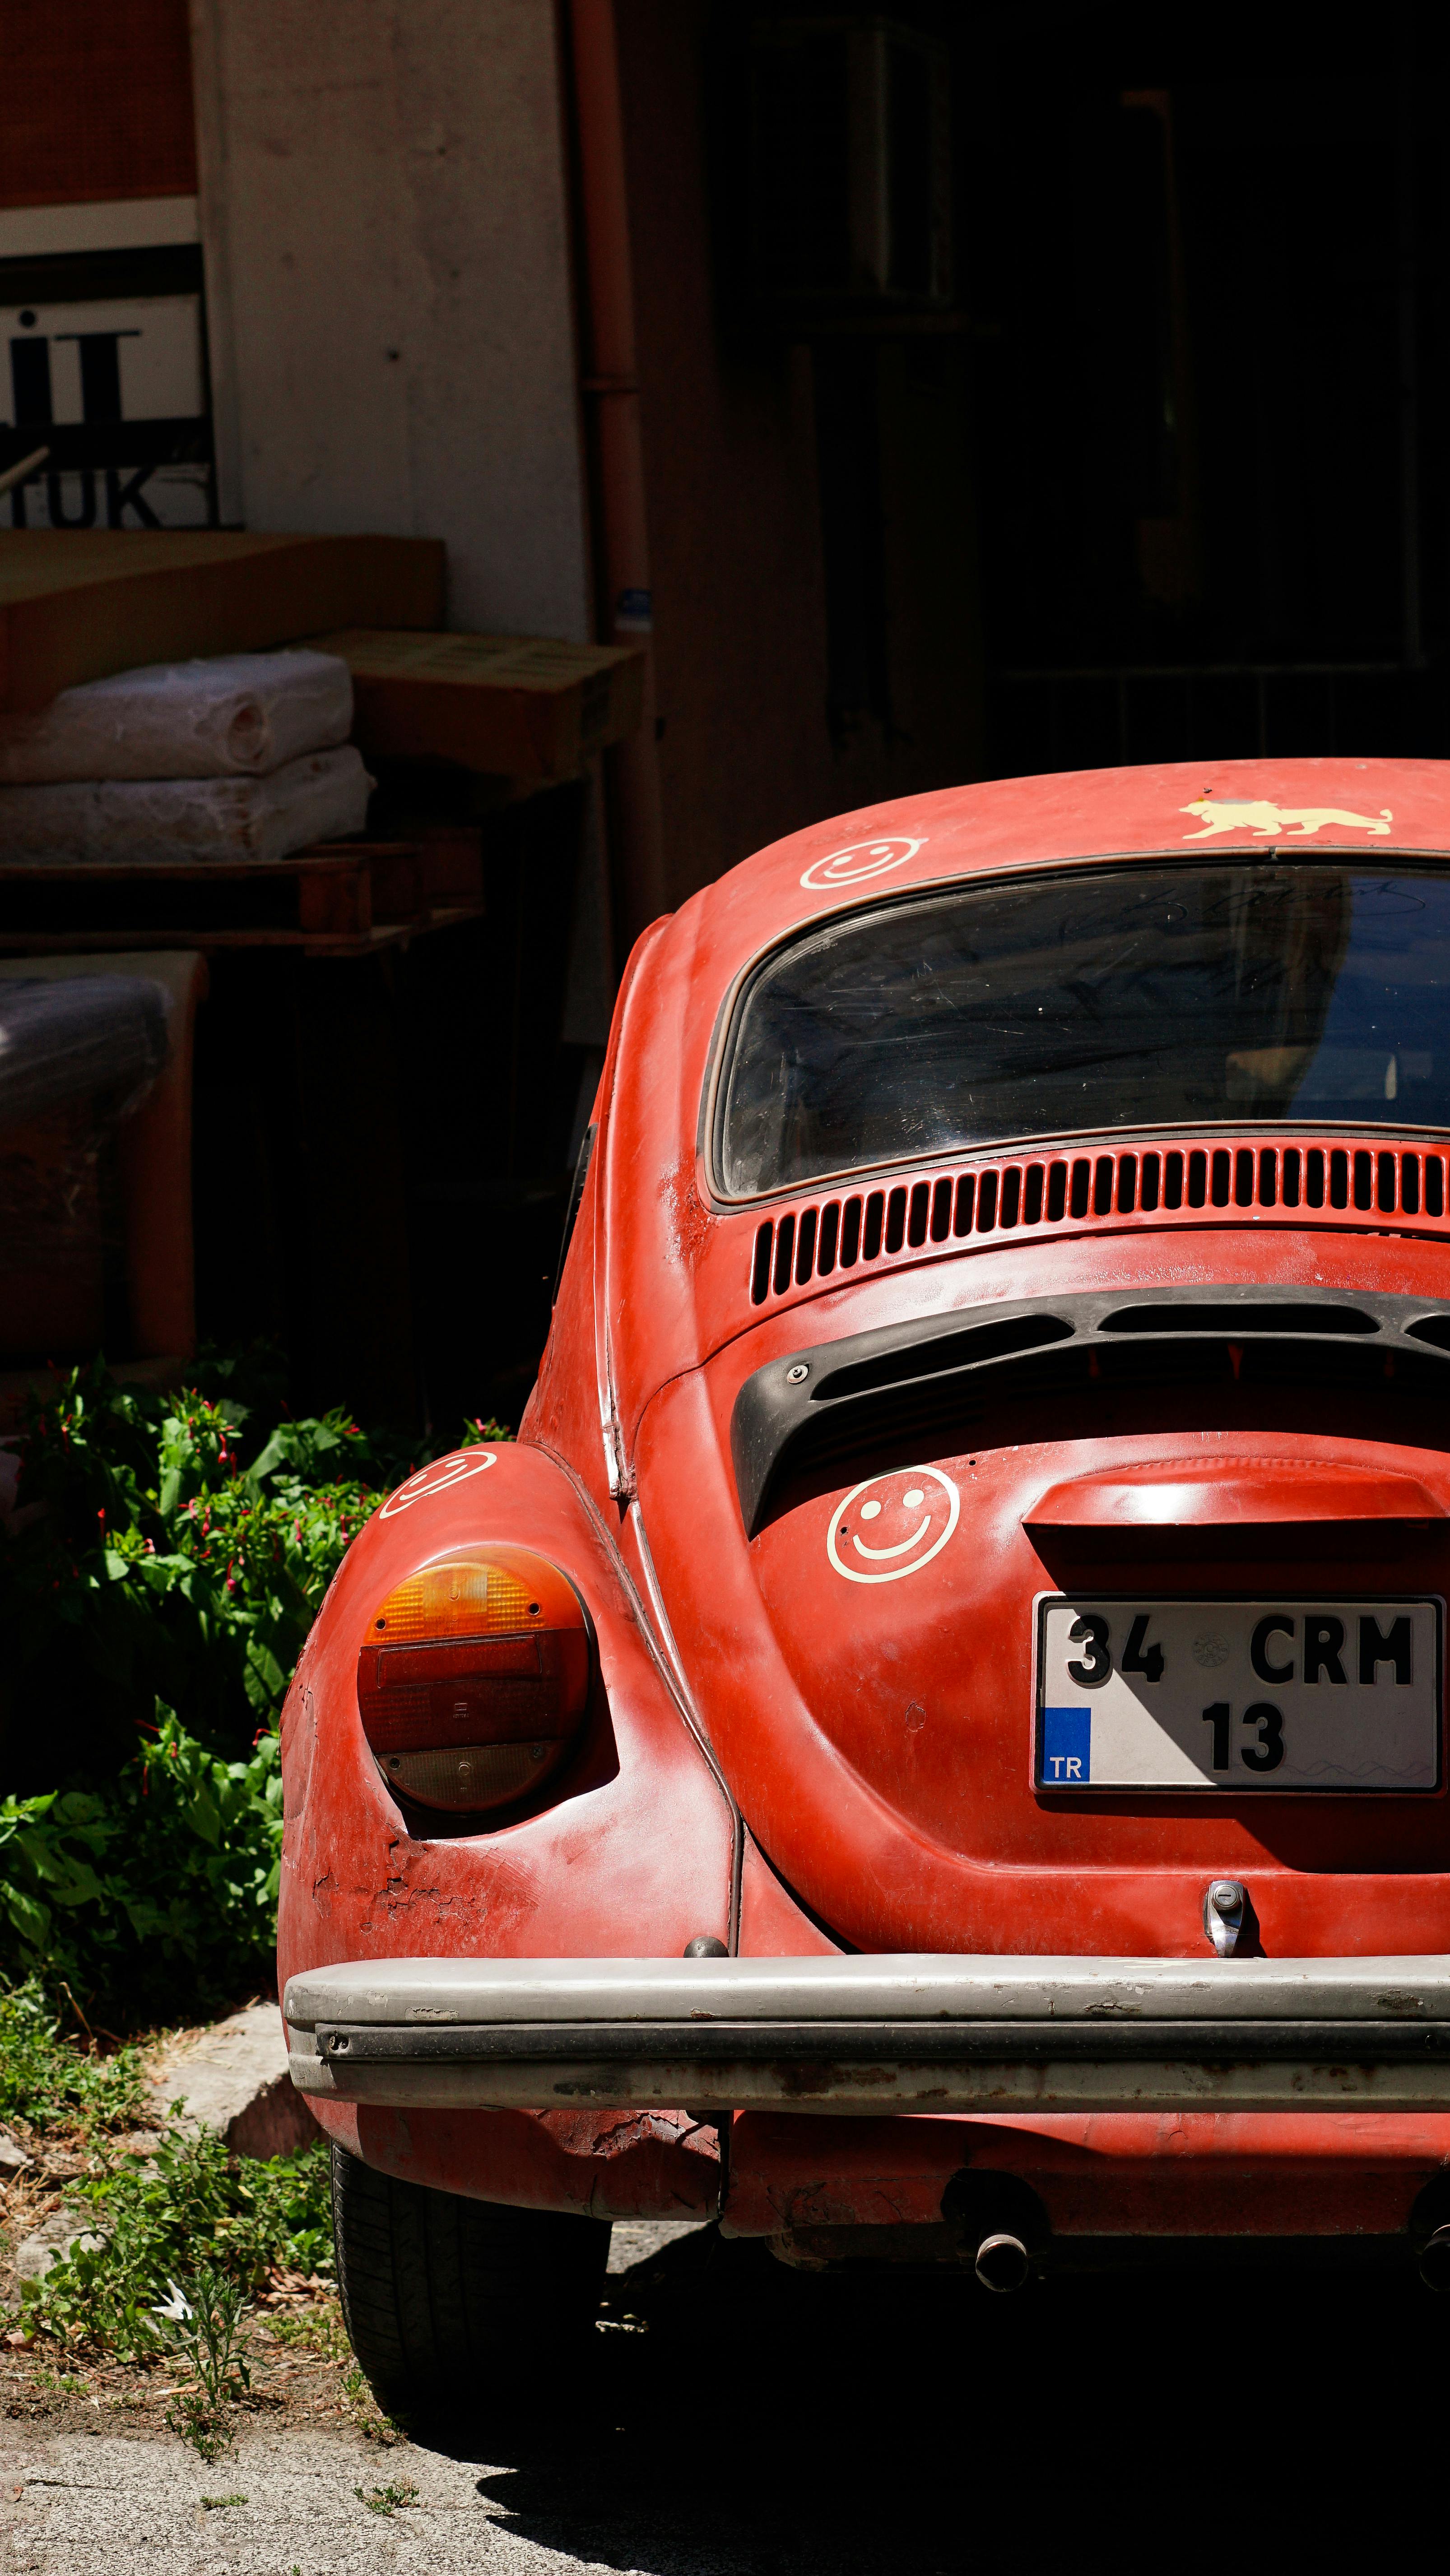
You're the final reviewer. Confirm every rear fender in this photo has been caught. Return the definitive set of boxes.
[277,1438,737,2008]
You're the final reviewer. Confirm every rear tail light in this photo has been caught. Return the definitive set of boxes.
[357,1547,591,1815]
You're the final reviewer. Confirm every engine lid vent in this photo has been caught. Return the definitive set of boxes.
[747,1137,1450,1310]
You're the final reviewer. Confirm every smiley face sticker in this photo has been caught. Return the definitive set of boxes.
[799,836,925,893]
[379,1451,496,1519]
[827,1467,960,1585]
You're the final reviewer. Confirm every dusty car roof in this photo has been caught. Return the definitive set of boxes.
[675,755,1450,994]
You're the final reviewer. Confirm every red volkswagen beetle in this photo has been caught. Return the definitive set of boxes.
[281,756,1450,2412]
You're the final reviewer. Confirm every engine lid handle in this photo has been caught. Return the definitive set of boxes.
[1025,1461,1444,1530]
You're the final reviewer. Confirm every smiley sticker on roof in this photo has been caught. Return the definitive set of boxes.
[799,836,925,891]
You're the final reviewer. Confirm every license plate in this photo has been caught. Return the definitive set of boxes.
[1034,1596,1442,1792]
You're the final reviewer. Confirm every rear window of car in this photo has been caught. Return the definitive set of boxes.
[715,860,1450,1197]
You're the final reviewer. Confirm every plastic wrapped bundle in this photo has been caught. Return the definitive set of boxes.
[0,746,373,866]
[0,649,353,783]
[0,973,172,1133]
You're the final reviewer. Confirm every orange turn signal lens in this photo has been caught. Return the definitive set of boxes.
[358,1547,590,1815]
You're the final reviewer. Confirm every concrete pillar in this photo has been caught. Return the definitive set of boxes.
[189,0,590,640]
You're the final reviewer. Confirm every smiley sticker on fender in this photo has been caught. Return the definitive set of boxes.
[827,1467,960,1585]
[379,1451,496,1518]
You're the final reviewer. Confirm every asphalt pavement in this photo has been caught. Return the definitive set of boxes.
[0,2219,1439,2571]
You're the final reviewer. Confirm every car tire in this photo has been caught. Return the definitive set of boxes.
[330,2144,611,2416]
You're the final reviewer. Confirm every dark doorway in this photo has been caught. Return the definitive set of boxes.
[965,0,1447,770]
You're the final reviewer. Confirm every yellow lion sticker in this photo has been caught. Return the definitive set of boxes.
[1181,797,1392,840]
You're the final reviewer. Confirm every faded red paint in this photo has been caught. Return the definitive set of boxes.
[723,2108,1450,2240]
[283,759,1450,2247]
[328,2101,721,2221]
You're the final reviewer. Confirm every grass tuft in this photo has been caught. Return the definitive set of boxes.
[20,2122,332,2361]
[355,2478,419,2516]
[0,1980,149,2142]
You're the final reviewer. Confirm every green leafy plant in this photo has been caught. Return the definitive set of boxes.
[168,2399,230,2464]
[356,2479,418,2517]
[0,1354,512,2018]
[155,2266,252,2457]
[4,1986,343,2462]
[0,1711,284,2018]
[0,1978,148,2140]
[457,1416,511,1448]
[28,2366,89,2397]
[264,2298,349,2364]
[22,2124,333,2360]
[1,1357,410,1788]
[0,1359,514,2430]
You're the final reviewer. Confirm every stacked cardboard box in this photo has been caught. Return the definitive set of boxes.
[0,529,445,711]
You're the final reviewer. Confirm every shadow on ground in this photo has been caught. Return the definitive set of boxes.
[417,2226,1441,2572]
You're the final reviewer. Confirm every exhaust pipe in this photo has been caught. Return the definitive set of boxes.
[975,2230,1032,2293]
[1419,2224,1450,2292]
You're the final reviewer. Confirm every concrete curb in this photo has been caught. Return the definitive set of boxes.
[147,2000,319,2161]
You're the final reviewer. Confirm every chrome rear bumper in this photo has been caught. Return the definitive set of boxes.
[283,1952,1450,2117]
